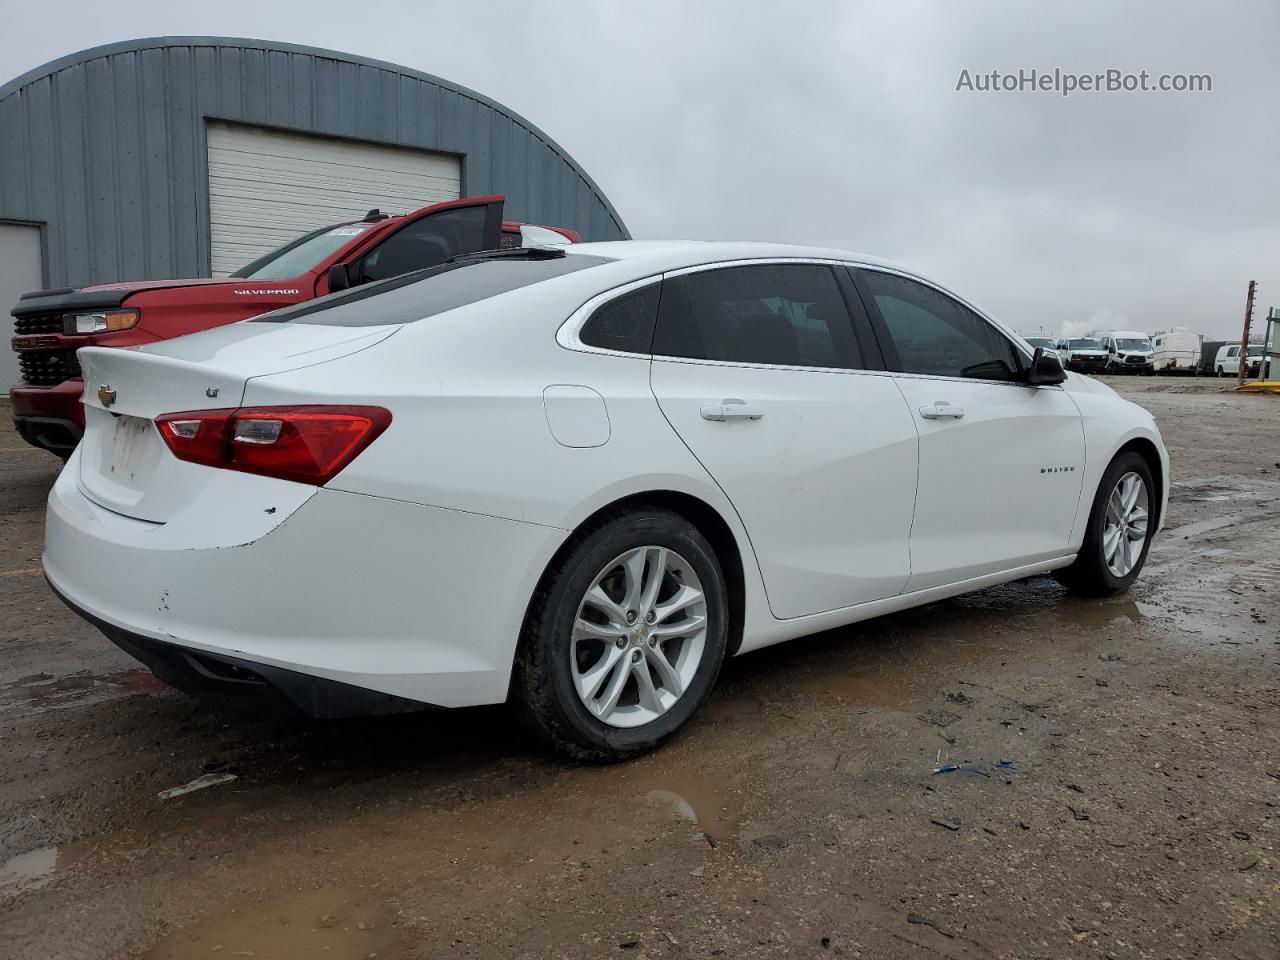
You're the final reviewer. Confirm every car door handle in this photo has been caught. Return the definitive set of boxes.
[918,402,965,420]
[700,399,765,422]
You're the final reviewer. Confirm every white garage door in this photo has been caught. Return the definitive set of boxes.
[0,223,44,392]
[206,121,461,276]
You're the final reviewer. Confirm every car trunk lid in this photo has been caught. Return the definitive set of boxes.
[75,322,398,522]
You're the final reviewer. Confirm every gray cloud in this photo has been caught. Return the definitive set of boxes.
[3,0,1277,337]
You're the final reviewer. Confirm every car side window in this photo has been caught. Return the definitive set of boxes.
[358,206,491,283]
[579,284,660,353]
[652,263,861,369]
[858,270,1022,381]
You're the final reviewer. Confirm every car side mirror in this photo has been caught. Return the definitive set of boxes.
[327,263,352,293]
[1026,347,1067,386]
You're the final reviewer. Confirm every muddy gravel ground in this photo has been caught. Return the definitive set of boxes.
[1,378,1277,960]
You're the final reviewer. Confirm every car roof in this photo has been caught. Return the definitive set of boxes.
[565,239,905,271]
[559,240,1015,340]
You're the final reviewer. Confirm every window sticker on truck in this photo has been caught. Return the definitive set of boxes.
[327,225,373,237]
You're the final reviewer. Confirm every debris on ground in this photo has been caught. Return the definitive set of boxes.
[930,759,1015,778]
[906,913,954,938]
[751,834,788,850]
[918,709,961,728]
[930,817,961,831]
[1068,806,1090,821]
[157,772,238,800]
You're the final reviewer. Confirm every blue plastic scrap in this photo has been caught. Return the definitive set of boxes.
[932,760,1018,777]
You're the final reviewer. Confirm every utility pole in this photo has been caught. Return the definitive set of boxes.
[1237,280,1257,385]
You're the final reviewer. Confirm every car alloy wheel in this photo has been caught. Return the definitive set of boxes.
[1102,471,1149,577]
[514,507,728,761]
[571,545,708,728]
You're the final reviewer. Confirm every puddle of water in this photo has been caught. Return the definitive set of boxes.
[0,842,86,895]
[0,668,168,713]
[640,772,737,842]
[1055,597,1145,629]
[141,887,396,960]
[1164,512,1252,541]
[0,846,57,895]
[130,757,741,955]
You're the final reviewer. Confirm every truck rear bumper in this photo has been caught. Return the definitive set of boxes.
[10,379,84,456]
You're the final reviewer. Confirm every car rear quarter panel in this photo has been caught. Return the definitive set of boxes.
[237,272,777,649]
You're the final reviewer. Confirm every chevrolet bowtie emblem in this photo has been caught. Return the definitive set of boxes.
[97,384,117,408]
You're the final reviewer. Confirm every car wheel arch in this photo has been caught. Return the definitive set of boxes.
[1113,437,1165,530]
[525,490,749,657]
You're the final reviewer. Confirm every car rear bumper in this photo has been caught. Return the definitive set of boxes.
[43,454,567,714]
[50,578,436,718]
[10,379,85,456]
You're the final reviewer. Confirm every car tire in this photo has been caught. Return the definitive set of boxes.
[1054,451,1156,597]
[513,506,729,762]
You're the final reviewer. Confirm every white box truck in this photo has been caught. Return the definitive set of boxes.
[1151,329,1201,374]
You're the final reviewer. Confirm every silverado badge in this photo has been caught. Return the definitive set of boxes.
[97,384,117,408]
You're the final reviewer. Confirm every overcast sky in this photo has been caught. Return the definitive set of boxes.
[4,1,1277,338]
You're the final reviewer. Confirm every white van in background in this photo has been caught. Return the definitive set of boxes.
[1055,337,1109,373]
[1100,331,1154,374]
[1212,343,1264,377]
[1151,329,1202,374]
[1021,335,1059,353]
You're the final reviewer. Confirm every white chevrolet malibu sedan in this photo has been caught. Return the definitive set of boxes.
[45,242,1168,759]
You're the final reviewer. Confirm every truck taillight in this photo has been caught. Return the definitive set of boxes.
[155,406,391,485]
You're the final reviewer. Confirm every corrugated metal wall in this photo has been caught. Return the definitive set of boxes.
[0,37,629,289]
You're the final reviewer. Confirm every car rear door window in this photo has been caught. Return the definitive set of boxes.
[579,284,661,354]
[857,270,1023,381]
[653,263,861,369]
[358,205,497,283]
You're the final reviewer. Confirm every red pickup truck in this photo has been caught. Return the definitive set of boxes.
[9,196,580,456]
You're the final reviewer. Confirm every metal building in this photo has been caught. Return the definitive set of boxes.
[0,36,629,390]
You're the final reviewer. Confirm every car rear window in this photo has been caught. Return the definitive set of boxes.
[251,251,612,327]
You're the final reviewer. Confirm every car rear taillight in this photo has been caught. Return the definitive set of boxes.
[155,406,391,485]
